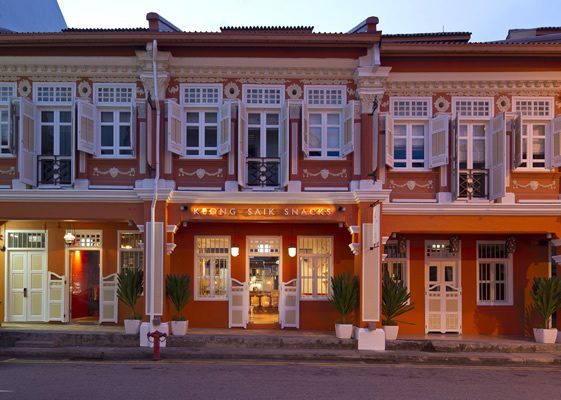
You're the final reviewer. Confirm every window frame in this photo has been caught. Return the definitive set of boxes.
[242,84,285,108]
[194,235,231,301]
[33,82,75,106]
[117,230,144,272]
[0,83,16,157]
[476,240,513,306]
[382,240,410,291]
[452,97,494,121]
[392,121,429,170]
[297,236,333,301]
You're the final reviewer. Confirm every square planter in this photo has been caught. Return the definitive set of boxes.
[533,328,558,344]
[335,324,353,339]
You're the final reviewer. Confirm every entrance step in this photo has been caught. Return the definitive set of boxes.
[15,340,58,348]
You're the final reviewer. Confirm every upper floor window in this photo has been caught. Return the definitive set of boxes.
[477,241,512,305]
[452,97,493,119]
[243,85,284,106]
[389,98,431,169]
[303,86,354,159]
[298,236,333,299]
[0,83,15,156]
[93,84,135,158]
[34,83,74,105]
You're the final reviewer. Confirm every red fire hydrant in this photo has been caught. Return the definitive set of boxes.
[147,330,167,361]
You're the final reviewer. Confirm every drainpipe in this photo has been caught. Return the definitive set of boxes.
[149,39,160,326]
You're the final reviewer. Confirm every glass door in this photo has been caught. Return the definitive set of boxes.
[247,111,280,187]
[38,109,73,186]
[426,261,461,333]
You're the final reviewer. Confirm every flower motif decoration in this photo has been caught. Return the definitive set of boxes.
[77,80,92,99]
[434,96,450,113]
[286,83,302,100]
[224,82,240,99]
[496,95,511,112]
[18,79,31,97]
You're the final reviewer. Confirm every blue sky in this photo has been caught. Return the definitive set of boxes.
[57,0,561,41]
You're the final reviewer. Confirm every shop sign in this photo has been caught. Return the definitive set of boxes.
[190,206,335,217]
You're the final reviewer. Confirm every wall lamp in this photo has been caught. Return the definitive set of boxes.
[231,244,240,257]
[288,244,297,258]
[64,231,76,246]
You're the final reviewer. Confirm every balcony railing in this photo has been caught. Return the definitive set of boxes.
[38,155,72,186]
[247,157,280,188]
[459,169,487,199]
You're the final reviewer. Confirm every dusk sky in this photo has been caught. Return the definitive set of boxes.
[57,0,561,42]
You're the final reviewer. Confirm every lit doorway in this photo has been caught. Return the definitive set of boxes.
[70,250,100,323]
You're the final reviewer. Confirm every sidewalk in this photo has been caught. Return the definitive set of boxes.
[1,323,560,366]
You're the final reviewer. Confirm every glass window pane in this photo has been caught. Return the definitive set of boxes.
[309,113,321,125]
[394,125,407,136]
[266,113,279,125]
[533,125,545,137]
[444,266,453,282]
[205,112,217,124]
[532,138,545,159]
[247,127,260,157]
[248,113,260,125]
[119,126,131,147]
[459,139,467,169]
[101,126,113,146]
[327,127,339,147]
[101,112,113,123]
[394,138,406,160]
[266,128,279,157]
[327,113,339,125]
[473,140,485,168]
[473,125,486,137]
[186,112,199,124]
[59,126,72,156]
[41,126,54,155]
[412,125,425,137]
[412,138,424,160]
[41,111,54,123]
[186,126,199,147]
[429,266,437,282]
[119,112,131,123]
[205,126,217,147]
[309,127,321,148]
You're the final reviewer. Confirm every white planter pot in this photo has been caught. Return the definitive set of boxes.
[170,320,189,336]
[382,325,399,341]
[533,328,558,344]
[335,323,353,339]
[124,319,141,335]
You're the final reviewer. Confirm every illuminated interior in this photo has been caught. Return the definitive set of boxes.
[249,256,279,324]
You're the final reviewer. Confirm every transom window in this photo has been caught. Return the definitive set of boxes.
[183,84,221,105]
[186,111,218,156]
[34,83,74,104]
[95,85,134,105]
[513,97,553,119]
[383,241,408,288]
[7,231,47,249]
[243,85,284,106]
[298,236,332,299]
[0,83,15,102]
[391,98,431,118]
[195,236,230,300]
[452,98,493,119]
[477,242,512,305]
[393,122,426,168]
[119,232,144,271]
[305,86,345,107]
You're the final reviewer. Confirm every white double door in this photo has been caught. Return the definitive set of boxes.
[425,260,462,333]
[8,251,47,322]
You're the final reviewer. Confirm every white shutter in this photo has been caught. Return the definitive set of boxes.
[341,100,355,156]
[385,114,394,167]
[99,273,118,323]
[229,278,248,328]
[9,98,16,154]
[301,102,309,157]
[512,113,523,168]
[18,97,37,186]
[280,279,299,328]
[218,101,232,156]
[130,103,137,152]
[281,102,289,187]
[48,272,65,322]
[372,203,381,248]
[550,115,561,168]
[76,99,97,155]
[429,114,449,168]
[237,100,247,187]
[166,99,184,155]
[488,113,506,200]
[450,116,459,201]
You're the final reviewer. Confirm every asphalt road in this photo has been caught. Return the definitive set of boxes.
[0,358,560,400]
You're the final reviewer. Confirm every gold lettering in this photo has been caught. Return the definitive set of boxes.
[192,208,200,215]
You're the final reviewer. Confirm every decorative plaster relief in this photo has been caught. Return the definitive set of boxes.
[434,96,450,113]
[178,168,223,179]
[286,83,302,100]
[92,167,136,178]
[496,95,511,112]
[512,180,556,191]
[77,80,92,99]
[303,169,347,180]
[389,179,433,191]
[0,166,16,175]
[18,79,31,97]
[224,81,240,99]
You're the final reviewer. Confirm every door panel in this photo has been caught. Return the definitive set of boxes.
[426,261,461,333]
[8,251,46,322]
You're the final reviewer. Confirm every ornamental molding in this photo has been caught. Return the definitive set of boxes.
[389,179,433,191]
[0,166,16,175]
[303,168,347,180]
[385,80,561,97]
[77,80,92,99]
[224,81,240,99]
[178,167,223,179]
[434,96,450,113]
[17,79,31,97]
[286,83,302,100]
[139,73,170,101]
[0,63,138,82]
[512,179,556,191]
[92,167,136,178]
[496,95,511,112]
[357,91,380,114]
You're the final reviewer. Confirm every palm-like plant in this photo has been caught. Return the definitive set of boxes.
[530,277,561,329]
[329,272,359,324]
[166,274,191,321]
[116,268,144,320]
[382,270,414,326]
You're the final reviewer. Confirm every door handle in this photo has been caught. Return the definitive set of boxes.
[23,288,28,298]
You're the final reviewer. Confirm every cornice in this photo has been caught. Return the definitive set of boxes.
[384,202,561,216]
[0,190,141,203]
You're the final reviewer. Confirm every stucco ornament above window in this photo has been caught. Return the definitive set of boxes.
[77,80,92,99]
[496,95,511,112]
[224,82,240,99]
[18,79,31,97]
[286,83,302,100]
[434,96,450,113]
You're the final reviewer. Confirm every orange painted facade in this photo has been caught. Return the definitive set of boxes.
[0,14,560,336]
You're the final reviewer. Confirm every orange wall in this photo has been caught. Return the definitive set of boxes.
[169,222,354,330]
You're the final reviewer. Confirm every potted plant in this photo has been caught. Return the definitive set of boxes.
[116,268,144,335]
[382,270,414,340]
[329,272,359,339]
[166,273,191,335]
[530,277,561,343]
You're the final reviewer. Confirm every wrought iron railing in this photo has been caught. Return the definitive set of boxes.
[247,157,280,187]
[38,155,72,186]
[459,169,487,199]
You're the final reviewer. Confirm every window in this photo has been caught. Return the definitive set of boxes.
[453,98,493,119]
[39,109,73,185]
[119,232,144,271]
[0,83,15,155]
[513,98,553,119]
[34,83,74,105]
[393,123,427,168]
[247,111,280,186]
[298,236,332,299]
[195,236,230,300]
[477,242,512,305]
[243,85,284,106]
[183,85,221,105]
[308,111,341,157]
[513,98,553,169]
[382,241,408,288]
[94,84,135,158]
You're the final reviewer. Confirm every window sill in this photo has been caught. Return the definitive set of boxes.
[180,156,223,160]
[0,154,16,159]
[94,156,136,160]
[477,302,513,306]
[513,168,552,173]
[389,168,431,173]
[304,157,347,161]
